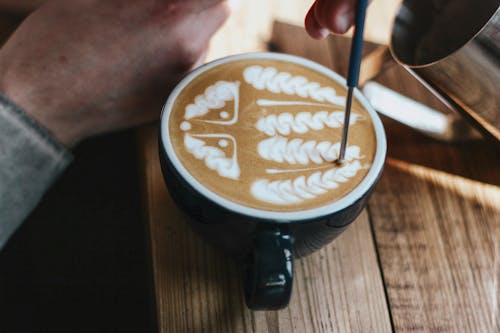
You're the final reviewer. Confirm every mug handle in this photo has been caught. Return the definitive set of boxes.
[244,224,293,310]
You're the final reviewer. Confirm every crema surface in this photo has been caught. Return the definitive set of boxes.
[168,58,376,211]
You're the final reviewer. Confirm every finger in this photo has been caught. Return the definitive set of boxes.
[192,47,208,69]
[313,0,358,34]
[304,1,330,39]
[188,1,230,44]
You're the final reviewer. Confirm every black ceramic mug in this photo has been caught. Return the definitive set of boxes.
[159,53,386,310]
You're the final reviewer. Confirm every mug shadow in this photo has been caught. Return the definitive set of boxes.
[152,191,253,333]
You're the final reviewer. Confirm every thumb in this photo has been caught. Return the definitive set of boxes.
[185,1,231,46]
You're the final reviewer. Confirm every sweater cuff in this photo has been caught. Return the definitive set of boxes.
[0,94,72,249]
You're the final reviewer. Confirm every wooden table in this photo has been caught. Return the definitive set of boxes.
[137,1,500,332]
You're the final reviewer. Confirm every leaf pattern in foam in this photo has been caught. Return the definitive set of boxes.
[257,136,362,165]
[251,161,364,204]
[243,66,345,106]
[184,134,240,180]
[256,111,362,136]
[184,81,240,120]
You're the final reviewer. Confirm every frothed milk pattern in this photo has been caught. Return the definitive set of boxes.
[243,66,364,205]
[169,59,376,211]
[243,66,346,106]
[184,133,240,180]
[251,161,365,204]
[181,80,242,180]
[257,137,362,165]
[256,112,362,136]
[185,81,240,125]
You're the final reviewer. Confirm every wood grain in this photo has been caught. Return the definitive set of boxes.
[370,156,499,332]
[367,63,500,333]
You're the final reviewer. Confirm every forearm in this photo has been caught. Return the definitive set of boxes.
[0,0,230,250]
[0,94,71,250]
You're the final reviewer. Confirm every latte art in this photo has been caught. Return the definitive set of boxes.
[168,58,376,212]
[184,133,240,180]
[184,81,240,124]
[251,160,365,205]
[256,111,362,136]
[257,136,362,165]
[243,65,346,106]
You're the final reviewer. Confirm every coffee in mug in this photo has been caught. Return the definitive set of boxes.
[159,53,386,310]
[167,58,377,212]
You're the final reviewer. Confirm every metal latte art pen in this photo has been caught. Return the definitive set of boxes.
[338,0,369,163]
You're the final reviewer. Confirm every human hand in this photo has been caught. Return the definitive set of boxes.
[0,0,230,146]
[305,0,373,39]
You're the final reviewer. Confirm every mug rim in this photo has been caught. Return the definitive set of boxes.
[160,52,387,222]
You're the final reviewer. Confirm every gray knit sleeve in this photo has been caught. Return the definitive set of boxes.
[0,95,72,250]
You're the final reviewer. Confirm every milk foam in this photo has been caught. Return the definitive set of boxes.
[251,161,365,205]
[184,133,240,180]
[170,59,376,211]
[257,136,361,165]
[185,81,240,125]
[256,111,362,136]
[243,66,346,106]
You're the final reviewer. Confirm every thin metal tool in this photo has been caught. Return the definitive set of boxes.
[338,0,369,163]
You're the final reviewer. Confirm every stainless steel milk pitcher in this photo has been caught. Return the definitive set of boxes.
[390,0,500,144]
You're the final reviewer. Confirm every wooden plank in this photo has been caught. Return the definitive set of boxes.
[368,66,500,332]
[137,1,398,331]
[370,156,499,333]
